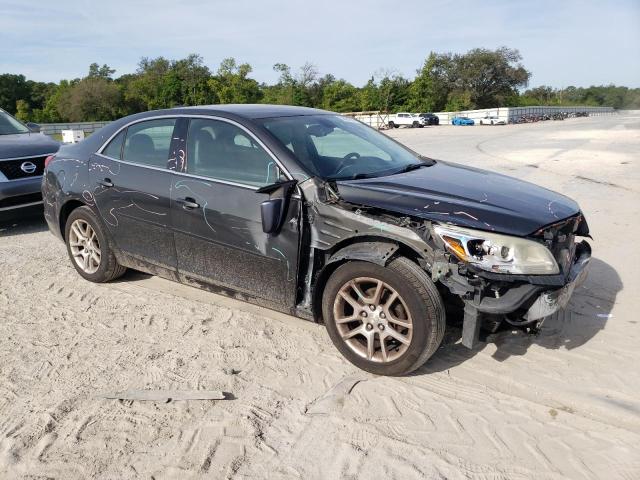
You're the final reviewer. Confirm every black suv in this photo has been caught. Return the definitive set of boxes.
[0,108,59,213]
[42,105,590,375]
[419,113,440,125]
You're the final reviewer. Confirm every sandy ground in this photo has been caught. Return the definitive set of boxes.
[1,114,639,479]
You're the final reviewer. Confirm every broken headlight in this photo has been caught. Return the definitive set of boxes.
[433,225,559,275]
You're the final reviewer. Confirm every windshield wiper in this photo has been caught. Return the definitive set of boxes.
[394,163,430,174]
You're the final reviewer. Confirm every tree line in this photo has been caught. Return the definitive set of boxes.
[1,47,638,123]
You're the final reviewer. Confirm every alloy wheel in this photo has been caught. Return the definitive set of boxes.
[69,219,101,274]
[333,277,413,363]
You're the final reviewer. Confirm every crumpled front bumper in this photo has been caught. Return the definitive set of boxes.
[523,241,591,321]
[460,240,591,347]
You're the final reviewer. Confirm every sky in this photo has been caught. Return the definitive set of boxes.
[1,0,639,88]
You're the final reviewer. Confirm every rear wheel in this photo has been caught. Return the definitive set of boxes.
[387,121,395,129]
[65,206,126,283]
[322,258,445,375]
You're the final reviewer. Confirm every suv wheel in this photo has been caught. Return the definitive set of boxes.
[65,206,127,282]
[387,121,395,129]
[322,257,445,375]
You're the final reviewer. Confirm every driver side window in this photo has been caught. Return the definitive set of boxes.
[186,118,278,187]
[309,127,391,161]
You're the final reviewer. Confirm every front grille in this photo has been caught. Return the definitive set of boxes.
[0,192,42,209]
[0,156,47,180]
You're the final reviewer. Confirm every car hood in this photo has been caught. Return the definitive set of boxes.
[0,133,60,159]
[335,161,581,236]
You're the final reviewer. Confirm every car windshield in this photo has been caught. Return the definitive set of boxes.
[0,110,30,135]
[260,114,430,180]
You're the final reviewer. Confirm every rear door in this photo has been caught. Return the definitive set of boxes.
[170,117,301,307]
[90,117,178,270]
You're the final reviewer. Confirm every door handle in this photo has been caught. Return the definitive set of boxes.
[176,197,200,210]
[98,178,113,188]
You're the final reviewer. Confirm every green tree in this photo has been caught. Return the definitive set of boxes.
[455,47,530,108]
[321,79,360,112]
[88,63,116,80]
[168,54,214,106]
[208,58,262,104]
[375,71,410,112]
[0,74,30,114]
[57,77,121,121]
[265,62,319,106]
[125,56,173,110]
[409,52,452,112]
[15,99,31,121]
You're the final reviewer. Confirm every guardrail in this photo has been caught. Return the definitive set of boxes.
[38,121,111,135]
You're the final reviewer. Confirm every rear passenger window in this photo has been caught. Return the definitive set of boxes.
[102,130,125,159]
[122,118,176,168]
[187,119,277,187]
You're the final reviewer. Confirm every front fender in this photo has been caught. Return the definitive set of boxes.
[326,241,399,267]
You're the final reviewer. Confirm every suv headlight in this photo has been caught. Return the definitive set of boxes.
[433,225,559,275]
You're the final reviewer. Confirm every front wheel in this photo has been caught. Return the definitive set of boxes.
[65,206,127,282]
[322,257,445,375]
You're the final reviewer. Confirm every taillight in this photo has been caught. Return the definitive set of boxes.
[44,155,55,168]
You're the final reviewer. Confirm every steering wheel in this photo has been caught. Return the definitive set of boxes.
[334,152,361,175]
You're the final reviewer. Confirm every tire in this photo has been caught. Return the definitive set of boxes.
[65,205,127,283]
[387,121,395,129]
[322,257,445,376]
[491,121,494,125]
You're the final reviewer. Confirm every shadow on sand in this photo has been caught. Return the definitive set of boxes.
[417,257,621,374]
[0,206,48,237]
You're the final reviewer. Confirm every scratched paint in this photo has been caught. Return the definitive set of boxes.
[40,105,591,354]
[174,179,216,233]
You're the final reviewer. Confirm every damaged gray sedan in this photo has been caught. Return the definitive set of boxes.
[42,105,591,375]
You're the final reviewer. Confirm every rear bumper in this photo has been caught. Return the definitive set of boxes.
[0,176,43,211]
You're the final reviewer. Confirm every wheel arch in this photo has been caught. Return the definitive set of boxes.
[310,236,427,323]
[58,199,88,240]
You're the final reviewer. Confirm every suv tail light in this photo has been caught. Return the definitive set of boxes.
[44,155,56,168]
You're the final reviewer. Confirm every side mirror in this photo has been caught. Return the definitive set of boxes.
[26,122,41,133]
[260,198,285,234]
[257,179,298,235]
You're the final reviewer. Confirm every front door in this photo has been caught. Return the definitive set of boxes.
[89,117,178,270]
[171,117,300,307]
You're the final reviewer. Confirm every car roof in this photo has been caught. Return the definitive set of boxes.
[176,104,332,119]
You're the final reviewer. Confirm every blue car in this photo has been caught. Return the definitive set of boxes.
[451,116,475,126]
